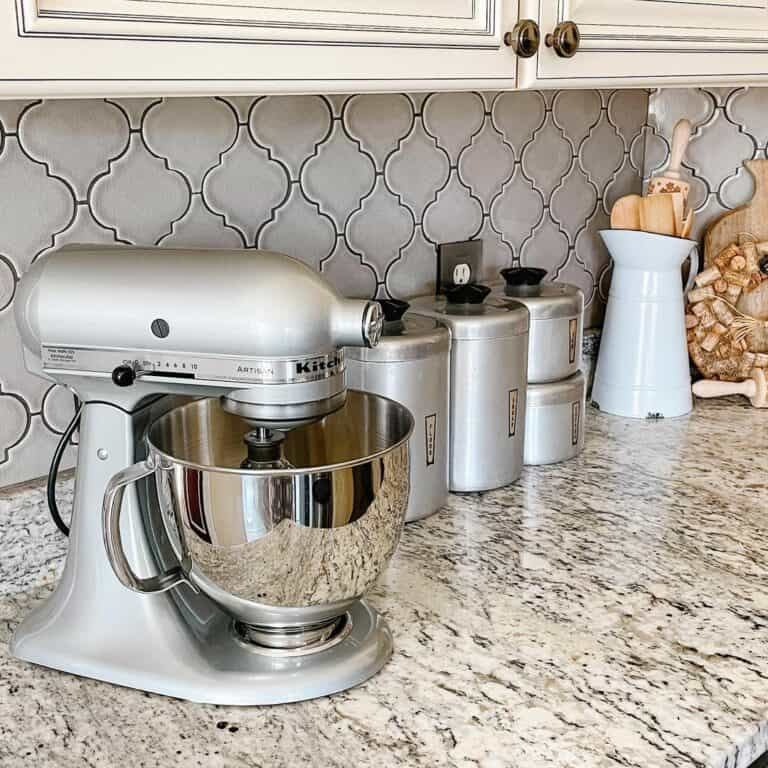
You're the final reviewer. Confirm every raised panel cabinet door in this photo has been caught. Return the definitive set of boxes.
[519,0,768,87]
[0,0,521,97]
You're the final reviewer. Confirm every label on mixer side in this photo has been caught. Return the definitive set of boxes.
[424,413,437,466]
[508,389,519,437]
[41,345,344,385]
[571,400,581,446]
[569,318,578,364]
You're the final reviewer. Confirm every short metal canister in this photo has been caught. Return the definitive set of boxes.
[346,299,450,522]
[524,371,586,466]
[410,284,529,493]
[490,267,584,384]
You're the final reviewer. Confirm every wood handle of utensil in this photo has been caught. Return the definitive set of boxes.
[692,378,756,400]
[666,119,692,180]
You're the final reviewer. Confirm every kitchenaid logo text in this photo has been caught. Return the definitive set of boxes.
[295,354,342,376]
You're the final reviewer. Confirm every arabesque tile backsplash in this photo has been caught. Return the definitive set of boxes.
[0,89,650,486]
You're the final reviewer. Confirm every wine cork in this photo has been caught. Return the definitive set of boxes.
[738,353,757,378]
[702,331,723,352]
[691,302,716,328]
[711,298,735,326]
[685,314,699,329]
[742,241,759,273]
[715,243,740,270]
[714,278,728,294]
[723,269,751,288]
[694,266,722,287]
[730,254,747,271]
[688,286,716,303]
[725,284,743,303]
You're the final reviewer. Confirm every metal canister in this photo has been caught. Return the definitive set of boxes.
[524,371,586,466]
[410,285,529,492]
[345,300,450,523]
[490,267,584,384]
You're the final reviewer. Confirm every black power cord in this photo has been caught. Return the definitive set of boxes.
[47,399,83,537]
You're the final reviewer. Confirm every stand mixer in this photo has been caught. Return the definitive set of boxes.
[10,244,413,705]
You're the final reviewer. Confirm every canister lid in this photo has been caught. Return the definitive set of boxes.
[527,371,586,407]
[409,293,529,340]
[346,300,450,362]
[491,271,584,321]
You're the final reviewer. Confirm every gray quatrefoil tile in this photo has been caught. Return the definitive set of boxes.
[1,87,655,487]
[423,92,485,163]
[259,184,336,271]
[458,119,514,210]
[19,100,129,200]
[346,176,414,280]
[143,98,238,193]
[343,94,414,171]
[0,137,74,272]
[203,127,289,246]
[301,120,376,231]
[250,96,332,181]
[552,90,602,150]
[90,134,190,244]
[384,119,449,224]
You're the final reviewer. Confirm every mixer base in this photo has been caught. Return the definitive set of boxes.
[12,592,392,705]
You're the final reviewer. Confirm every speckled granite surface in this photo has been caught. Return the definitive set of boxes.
[1,399,767,768]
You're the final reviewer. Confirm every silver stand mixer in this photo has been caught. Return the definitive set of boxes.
[10,245,413,705]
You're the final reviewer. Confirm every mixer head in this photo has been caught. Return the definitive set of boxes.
[14,245,384,419]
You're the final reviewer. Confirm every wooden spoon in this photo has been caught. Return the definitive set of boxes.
[610,194,642,230]
[639,194,677,236]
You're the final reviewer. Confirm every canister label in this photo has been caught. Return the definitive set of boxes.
[571,400,581,446]
[425,413,437,466]
[569,318,578,364]
[508,389,519,437]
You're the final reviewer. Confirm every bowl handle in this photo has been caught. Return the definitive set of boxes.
[102,459,193,595]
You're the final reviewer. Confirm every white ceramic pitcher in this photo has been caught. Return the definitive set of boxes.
[592,230,699,419]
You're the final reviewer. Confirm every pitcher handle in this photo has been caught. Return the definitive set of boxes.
[102,458,192,595]
[684,243,700,296]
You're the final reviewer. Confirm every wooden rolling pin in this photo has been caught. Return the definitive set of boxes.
[648,118,692,204]
[692,368,768,407]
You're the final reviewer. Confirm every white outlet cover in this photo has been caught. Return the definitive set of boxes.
[453,263,471,284]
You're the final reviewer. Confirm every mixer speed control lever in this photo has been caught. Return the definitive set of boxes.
[112,365,137,387]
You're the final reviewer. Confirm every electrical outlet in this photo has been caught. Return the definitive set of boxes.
[437,240,483,294]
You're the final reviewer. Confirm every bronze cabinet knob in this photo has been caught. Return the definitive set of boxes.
[504,19,541,58]
[545,21,580,58]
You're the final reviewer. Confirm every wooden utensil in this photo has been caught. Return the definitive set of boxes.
[670,191,685,235]
[648,118,692,204]
[639,193,677,236]
[610,194,642,230]
[680,209,694,239]
[692,368,768,407]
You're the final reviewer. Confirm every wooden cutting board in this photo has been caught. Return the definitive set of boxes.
[698,158,768,357]
[704,159,768,265]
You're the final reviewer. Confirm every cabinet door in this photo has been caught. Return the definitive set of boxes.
[0,0,520,97]
[519,0,768,87]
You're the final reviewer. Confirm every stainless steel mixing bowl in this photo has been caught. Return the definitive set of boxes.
[102,391,412,639]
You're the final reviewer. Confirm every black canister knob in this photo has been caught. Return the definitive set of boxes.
[500,267,548,296]
[445,282,491,305]
[378,298,410,323]
[111,365,136,387]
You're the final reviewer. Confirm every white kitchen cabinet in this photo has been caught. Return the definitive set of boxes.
[519,0,768,87]
[0,0,520,97]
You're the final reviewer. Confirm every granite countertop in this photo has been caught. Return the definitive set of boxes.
[1,398,767,768]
